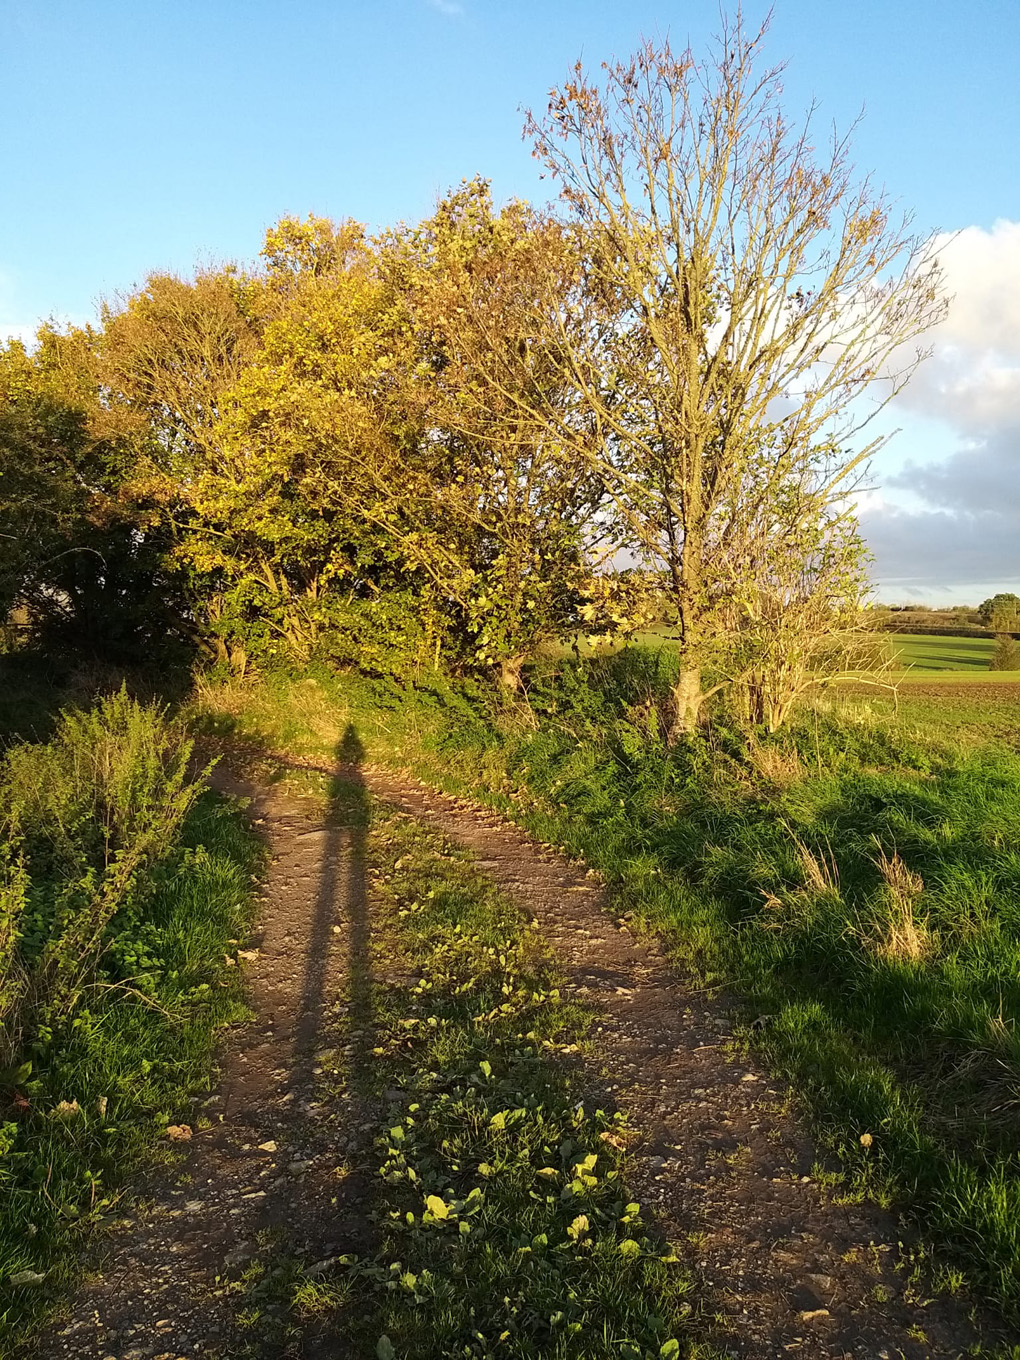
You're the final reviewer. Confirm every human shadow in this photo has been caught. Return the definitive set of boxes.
[293,723,372,1070]
[231,724,378,1351]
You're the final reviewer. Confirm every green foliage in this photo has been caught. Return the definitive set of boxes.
[990,634,1020,671]
[313,589,452,680]
[3,690,205,1018]
[0,693,259,1343]
[0,332,195,665]
[978,594,1020,632]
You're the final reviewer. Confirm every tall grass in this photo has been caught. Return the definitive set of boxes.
[194,659,1020,1317]
[0,690,258,1343]
[2,691,203,1040]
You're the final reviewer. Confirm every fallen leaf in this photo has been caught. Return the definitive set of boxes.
[166,1124,192,1141]
[258,1140,278,1153]
[53,1100,80,1119]
[10,1270,46,1287]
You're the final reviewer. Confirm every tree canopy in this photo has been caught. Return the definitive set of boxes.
[1,14,948,727]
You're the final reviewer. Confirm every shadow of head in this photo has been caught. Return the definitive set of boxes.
[337,723,365,769]
[329,724,368,824]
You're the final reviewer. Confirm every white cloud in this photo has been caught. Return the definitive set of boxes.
[865,219,1020,596]
[425,0,464,15]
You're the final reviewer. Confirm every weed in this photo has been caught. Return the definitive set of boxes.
[0,693,259,1345]
[872,847,930,964]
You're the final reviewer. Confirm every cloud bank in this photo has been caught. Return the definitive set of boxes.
[862,220,1020,597]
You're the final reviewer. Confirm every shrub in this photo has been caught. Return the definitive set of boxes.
[0,689,204,1055]
[990,633,1020,671]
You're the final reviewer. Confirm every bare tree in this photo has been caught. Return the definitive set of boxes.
[523,12,946,734]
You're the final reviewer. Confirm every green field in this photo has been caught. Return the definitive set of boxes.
[568,628,1020,683]
[888,632,996,672]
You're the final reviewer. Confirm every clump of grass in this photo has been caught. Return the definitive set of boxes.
[0,690,260,1344]
[745,739,803,788]
[872,847,929,964]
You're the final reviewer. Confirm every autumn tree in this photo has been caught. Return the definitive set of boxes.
[0,330,186,659]
[213,216,440,671]
[220,196,613,686]
[978,593,1020,632]
[98,266,271,663]
[101,267,261,470]
[520,15,946,732]
[383,180,611,689]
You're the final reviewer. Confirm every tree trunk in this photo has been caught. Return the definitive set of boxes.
[668,667,704,741]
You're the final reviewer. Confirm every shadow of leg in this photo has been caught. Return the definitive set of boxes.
[293,723,372,1073]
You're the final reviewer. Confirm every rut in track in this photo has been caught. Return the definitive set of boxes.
[32,745,1010,1360]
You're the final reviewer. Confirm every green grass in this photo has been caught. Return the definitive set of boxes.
[886,633,1000,673]
[193,662,1020,1322]
[557,625,1020,681]
[272,801,704,1358]
[0,693,260,1347]
[856,688,1020,749]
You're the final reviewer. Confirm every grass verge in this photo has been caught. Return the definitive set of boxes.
[0,692,260,1349]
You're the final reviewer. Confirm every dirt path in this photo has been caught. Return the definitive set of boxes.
[34,753,1011,1359]
[32,770,377,1360]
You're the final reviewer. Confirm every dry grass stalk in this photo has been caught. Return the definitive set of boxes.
[747,741,803,788]
[794,836,840,894]
[874,847,929,963]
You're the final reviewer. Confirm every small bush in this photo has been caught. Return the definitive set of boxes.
[2,689,204,1028]
[990,633,1020,671]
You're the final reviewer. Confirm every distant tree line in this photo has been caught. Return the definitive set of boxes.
[0,16,945,734]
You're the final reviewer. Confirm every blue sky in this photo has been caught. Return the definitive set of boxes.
[2,0,1018,600]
